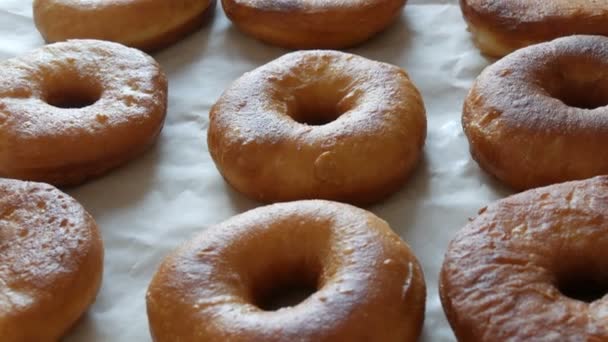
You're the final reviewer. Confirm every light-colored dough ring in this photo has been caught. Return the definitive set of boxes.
[208,50,426,204]
[147,200,426,341]
[33,0,216,51]
[460,0,608,57]
[0,39,167,186]
[222,0,407,49]
[0,178,103,341]
[463,35,608,191]
[440,176,608,341]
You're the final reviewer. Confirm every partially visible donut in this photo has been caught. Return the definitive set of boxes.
[0,178,103,341]
[208,50,426,204]
[222,0,407,49]
[33,0,216,51]
[463,35,608,191]
[440,176,608,341]
[0,39,167,186]
[147,200,426,341]
[460,0,608,57]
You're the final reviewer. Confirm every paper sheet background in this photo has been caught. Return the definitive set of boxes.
[0,1,513,340]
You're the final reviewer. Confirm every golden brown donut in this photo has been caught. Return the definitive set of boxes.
[0,178,103,341]
[463,35,608,191]
[147,200,426,341]
[0,39,167,186]
[33,0,216,51]
[460,0,608,57]
[208,50,426,204]
[222,0,407,49]
[440,176,608,341]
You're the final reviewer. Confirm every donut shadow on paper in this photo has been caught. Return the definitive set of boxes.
[348,13,414,65]
[67,140,162,216]
[471,161,515,199]
[63,312,104,342]
[370,152,430,218]
[222,25,288,66]
[152,0,218,76]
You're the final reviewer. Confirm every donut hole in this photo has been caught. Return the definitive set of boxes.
[232,218,332,311]
[286,83,355,126]
[43,72,102,109]
[556,264,608,303]
[546,64,608,109]
[45,85,101,109]
[251,261,321,311]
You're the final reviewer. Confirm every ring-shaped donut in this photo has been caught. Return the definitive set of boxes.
[222,0,407,49]
[33,0,217,51]
[147,200,426,341]
[0,39,167,186]
[440,176,608,341]
[0,178,103,341]
[460,0,608,57]
[463,35,608,191]
[208,50,426,204]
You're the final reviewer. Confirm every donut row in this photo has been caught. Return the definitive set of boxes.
[32,0,608,56]
[2,0,608,341]
[6,177,608,341]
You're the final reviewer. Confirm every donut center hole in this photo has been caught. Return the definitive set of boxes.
[557,272,608,303]
[287,84,354,126]
[44,73,102,109]
[547,66,608,109]
[251,262,320,311]
[46,87,101,109]
[554,87,608,110]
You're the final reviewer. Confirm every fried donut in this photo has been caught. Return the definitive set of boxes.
[208,50,426,204]
[33,0,216,51]
[0,178,103,341]
[0,39,167,186]
[440,176,608,341]
[147,200,426,341]
[460,0,608,57]
[222,0,407,49]
[463,35,608,191]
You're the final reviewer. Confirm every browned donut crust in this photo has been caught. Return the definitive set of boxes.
[463,35,608,191]
[460,0,608,57]
[440,176,608,341]
[33,0,216,52]
[221,0,407,49]
[208,50,426,204]
[147,200,426,341]
[0,178,103,341]
[0,40,167,186]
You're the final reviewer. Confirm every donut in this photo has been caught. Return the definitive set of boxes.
[147,200,426,341]
[0,178,103,341]
[462,35,608,191]
[208,50,426,204]
[440,176,608,341]
[33,0,216,51]
[221,0,407,49]
[0,39,167,186]
[460,0,608,57]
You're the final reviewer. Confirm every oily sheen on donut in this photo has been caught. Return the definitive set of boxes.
[222,0,407,49]
[208,50,426,204]
[147,200,426,341]
[440,176,608,341]
[463,35,608,191]
[0,178,103,341]
[0,39,167,186]
[460,0,608,57]
[33,0,216,51]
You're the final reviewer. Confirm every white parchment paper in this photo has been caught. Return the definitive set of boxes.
[0,1,513,341]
